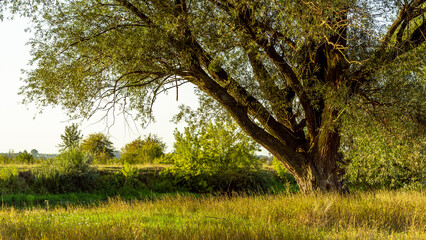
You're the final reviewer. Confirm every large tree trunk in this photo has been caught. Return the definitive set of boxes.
[276,131,347,194]
[278,104,347,194]
[291,152,346,194]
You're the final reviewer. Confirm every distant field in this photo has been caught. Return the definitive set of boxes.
[1,190,424,240]
[0,164,40,172]
[95,163,171,172]
[0,163,172,172]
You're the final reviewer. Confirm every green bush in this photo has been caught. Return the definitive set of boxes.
[34,148,98,193]
[0,166,19,193]
[164,120,266,193]
[0,166,18,181]
[120,163,139,185]
[156,152,174,164]
[0,166,31,194]
[0,155,11,164]
[342,134,424,190]
[14,150,35,164]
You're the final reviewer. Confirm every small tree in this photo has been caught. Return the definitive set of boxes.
[81,133,115,164]
[121,134,166,164]
[58,123,83,152]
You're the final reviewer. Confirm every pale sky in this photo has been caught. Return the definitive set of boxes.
[0,16,199,154]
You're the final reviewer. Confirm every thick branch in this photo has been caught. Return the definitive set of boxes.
[192,40,303,149]
[247,51,297,129]
[350,17,426,91]
[226,3,317,139]
[188,62,306,174]
[169,2,304,148]
[208,0,297,50]
[115,0,155,26]
[379,0,425,51]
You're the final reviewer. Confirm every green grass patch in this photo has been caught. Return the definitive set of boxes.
[0,190,424,239]
[0,190,197,209]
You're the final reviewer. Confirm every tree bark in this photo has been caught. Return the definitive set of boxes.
[275,131,346,194]
[276,103,347,194]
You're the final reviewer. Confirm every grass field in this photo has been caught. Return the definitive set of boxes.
[1,190,424,240]
[0,163,171,171]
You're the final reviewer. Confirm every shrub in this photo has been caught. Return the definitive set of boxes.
[0,166,31,194]
[120,163,139,185]
[156,152,174,164]
[34,148,98,193]
[0,166,18,181]
[0,154,11,164]
[14,150,34,164]
[165,120,265,192]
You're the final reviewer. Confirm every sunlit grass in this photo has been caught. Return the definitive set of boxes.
[0,164,40,171]
[1,190,424,239]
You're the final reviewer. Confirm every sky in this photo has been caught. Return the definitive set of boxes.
[0,16,199,154]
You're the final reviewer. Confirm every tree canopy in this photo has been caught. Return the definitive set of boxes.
[121,134,166,164]
[81,133,115,163]
[3,0,425,193]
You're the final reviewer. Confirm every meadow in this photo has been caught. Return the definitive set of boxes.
[1,190,424,240]
[1,149,423,239]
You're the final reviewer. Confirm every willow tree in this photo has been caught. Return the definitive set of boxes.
[3,0,425,193]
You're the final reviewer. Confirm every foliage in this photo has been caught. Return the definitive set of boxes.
[14,150,34,164]
[34,148,97,193]
[11,0,426,192]
[81,133,115,164]
[0,191,425,239]
[342,111,425,190]
[341,46,425,190]
[272,157,288,179]
[118,162,139,187]
[120,163,138,178]
[0,166,18,181]
[271,157,297,185]
[172,122,261,171]
[165,114,263,192]
[0,154,12,164]
[121,135,166,164]
[58,123,83,152]
[156,152,175,164]
[0,166,29,194]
